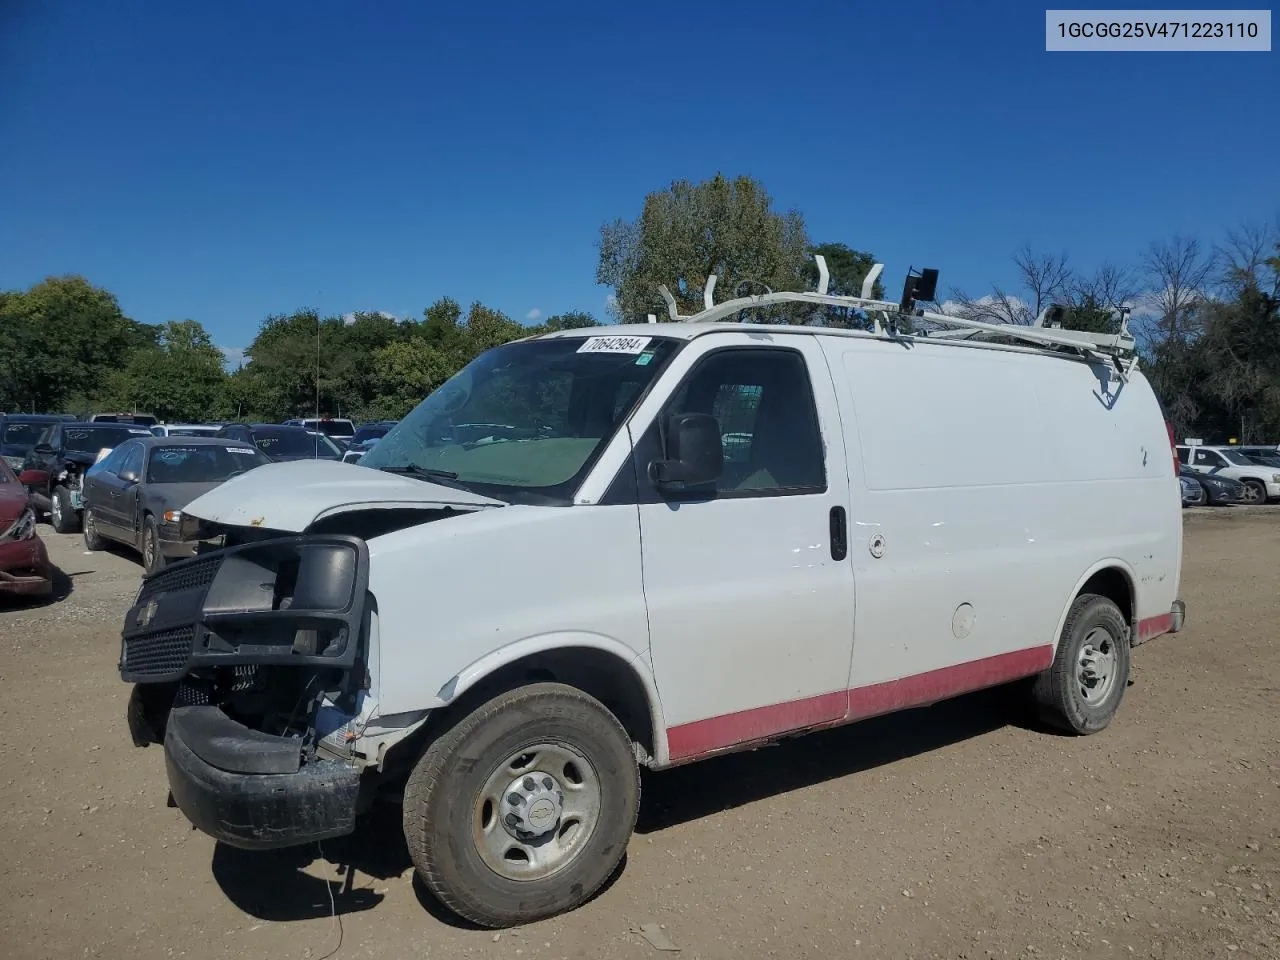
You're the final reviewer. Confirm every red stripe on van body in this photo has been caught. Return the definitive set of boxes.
[666,645,1054,763]
[1137,613,1173,642]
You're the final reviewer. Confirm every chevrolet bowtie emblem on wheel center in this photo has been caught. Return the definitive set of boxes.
[136,599,158,629]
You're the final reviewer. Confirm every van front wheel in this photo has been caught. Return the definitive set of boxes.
[402,682,640,928]
[1034,594,1131,735]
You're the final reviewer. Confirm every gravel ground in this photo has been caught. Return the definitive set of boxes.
[0,509,1277,960]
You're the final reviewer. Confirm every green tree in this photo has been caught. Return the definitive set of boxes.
[597,174,810,320]
[0,275,156,412]
[536,311,600,332]
[104,320,228,422]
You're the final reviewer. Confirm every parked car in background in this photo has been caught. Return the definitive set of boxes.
[20,421,153,532]
[351,420,398,446]
[0,413,77,471]
[1236,445,1280,469]
[342,437,382,463]
[1178,464,1244,506]
[213,423,343,461]
[89,413,159,427]
[150,423,222,438]
[1179,473,1207,507]
[1176,444,1280,504]
[82,436,272,572]
[283,417,356,444]
[0,457,51,598]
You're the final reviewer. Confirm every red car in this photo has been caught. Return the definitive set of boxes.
[0,458,52,598]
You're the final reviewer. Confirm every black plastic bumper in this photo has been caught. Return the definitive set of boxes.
[163,705,361,850]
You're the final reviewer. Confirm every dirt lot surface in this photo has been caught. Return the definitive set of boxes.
[1,510,1277,960]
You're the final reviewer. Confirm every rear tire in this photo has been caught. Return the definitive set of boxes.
[51,487,80,534]
[1034,594,1130,735]
[82,507,106,551]
[402,682,640,928]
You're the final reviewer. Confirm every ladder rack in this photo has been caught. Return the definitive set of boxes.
[658,256,1141,380]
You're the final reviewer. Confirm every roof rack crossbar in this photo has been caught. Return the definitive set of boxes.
[651,262,1138,373]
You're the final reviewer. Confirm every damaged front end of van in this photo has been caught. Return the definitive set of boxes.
[118,459,505,849]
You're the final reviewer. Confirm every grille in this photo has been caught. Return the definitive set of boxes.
[137,555,220,604]
[123,626,194,678]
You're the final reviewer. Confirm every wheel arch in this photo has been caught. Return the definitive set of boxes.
[1052,560,1137,650]
[420,633,669,768]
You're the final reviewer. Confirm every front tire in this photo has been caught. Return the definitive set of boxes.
[402,682,640,928]
[141,516,166,574]
[51,487,80,534]
[1034,594,1131,734]
[1240,479,1266,505]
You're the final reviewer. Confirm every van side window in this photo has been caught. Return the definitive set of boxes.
[1194,449,1224,467]
[665,348,825,495]
[1176,447,1190,464]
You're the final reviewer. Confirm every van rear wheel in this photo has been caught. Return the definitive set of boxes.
[1034,594,1130,735]
[402,682,640,928]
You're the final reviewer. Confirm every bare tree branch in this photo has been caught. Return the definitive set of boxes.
[1012,245,1073,318]
[1218,220,1277,292]
[1140,235,1213,345]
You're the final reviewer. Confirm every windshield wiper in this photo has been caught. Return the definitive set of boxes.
[379,464,464,485]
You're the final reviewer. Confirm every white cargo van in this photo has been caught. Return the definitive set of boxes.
[118,265,1185,928]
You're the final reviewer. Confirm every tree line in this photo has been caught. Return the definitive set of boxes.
[2,173,1277,442]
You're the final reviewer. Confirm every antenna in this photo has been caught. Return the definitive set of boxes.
[315,314,321,459]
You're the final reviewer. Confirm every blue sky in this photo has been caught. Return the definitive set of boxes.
[1,1,1276,363]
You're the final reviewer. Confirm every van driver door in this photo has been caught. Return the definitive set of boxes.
[625,335,856,763]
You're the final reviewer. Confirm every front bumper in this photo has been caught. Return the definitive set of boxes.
[0,535,52,596]
[163,704,361,850]
[157,523,201,560]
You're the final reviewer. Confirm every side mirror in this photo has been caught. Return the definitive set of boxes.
[119,469,139,485]
[650,412,723,487]
[32,443,53,456]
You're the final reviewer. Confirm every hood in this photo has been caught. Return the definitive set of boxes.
[144,481,227,511]
[183,458,506,532]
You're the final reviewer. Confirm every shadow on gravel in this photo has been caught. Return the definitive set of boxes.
[637,683,1039,834]
[1,561,75,608]
[211,683,1041,924]
[212,800,627,929]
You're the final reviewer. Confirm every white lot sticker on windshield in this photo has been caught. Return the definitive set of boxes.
[576,335,652,355]
[226,447,257,455]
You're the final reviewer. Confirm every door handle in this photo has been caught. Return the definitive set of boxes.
[829,505,848,561]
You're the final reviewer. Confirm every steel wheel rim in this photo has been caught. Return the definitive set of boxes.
[1077,627,1119,705]
[472,740,601,882]
[144,530,156,569]
[85,510,96,543]
[1242,483,1262,504]
[51,495,62,526]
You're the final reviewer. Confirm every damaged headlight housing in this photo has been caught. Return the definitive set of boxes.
[1,507,36,542]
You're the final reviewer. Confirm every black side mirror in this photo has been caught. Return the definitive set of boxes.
[650,412,723,487]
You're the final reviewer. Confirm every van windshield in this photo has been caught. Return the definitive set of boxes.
[360,335,681,503]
